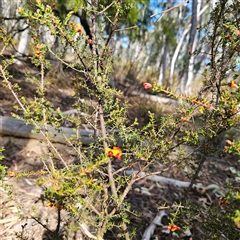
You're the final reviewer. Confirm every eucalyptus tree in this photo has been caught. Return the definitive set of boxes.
[1,0,152,61]
[153,0,211,93]
[180,0,198,94]
[0,0,29,62]
[156,0,175,86]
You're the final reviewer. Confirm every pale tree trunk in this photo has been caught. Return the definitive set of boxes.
[170,28,189,84]
[124,39,150,80]
[170,3,209,86]
[180,0,198,94]
[212,0,218,8]
[0,0,20,31]
[185,35,197,94]
[40,25,58,51]
[114,37,123,58]
[133,41,141,61]
[185,0,201,94]
[157,0,173,86]
[15,21,30,60]
[0,0,30,62]
[158,37,168,85]
[15,0,30,64]
[0,0,30,63]
[169,1,186,85]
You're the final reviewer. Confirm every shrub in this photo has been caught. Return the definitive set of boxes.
[0,0,239,239]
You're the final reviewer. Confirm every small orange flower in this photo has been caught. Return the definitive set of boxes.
[36,169,47,176]
[46,202,55,208]
[35,43,43,49]
[106,147,122,160]
[167,224,180,232]
[74,23,82,34]
[228,80,238,88]
[35,51,42,57]
[8,171,17,177]
[180,117,190,122]
[107,150,113,157]
[34,43,44,57]
[218,196,228,207]
[46,202,63,209]
[232,117,240,124]
[143,83,152,89]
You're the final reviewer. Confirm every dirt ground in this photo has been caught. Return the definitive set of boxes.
[0,61,240,239]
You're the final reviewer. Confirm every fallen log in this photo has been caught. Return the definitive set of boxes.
[131,90,178,105]
[0,116,95,145]
[109,79,178,105]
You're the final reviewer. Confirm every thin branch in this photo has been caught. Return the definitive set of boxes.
[0,66,69,169]
[79,223,101,240]
[0,16,25,20]
[151,0,189,22]
[185,154,206,194]
[98,104,118,198]
[48,48,86,74]
[97,1,115,15]
[55,208,61,235]
[98,7,119,67]
[31,216,52,233]
[113,161,139,176]
[141,210,167,240]
[115,25,138,32]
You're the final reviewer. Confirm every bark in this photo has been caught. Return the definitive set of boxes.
[0,0,21,31]
[180,0,198,93]
[158,37,168,85]
[0,116,95,145]
[15,21,30,61]
[141,211,167,240]
[0,0,30,61]
[170,28,189,84]
[171,3,209,89]
[157,0,173,86]
[130,90,178,105]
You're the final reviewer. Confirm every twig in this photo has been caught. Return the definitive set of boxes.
[98,104,118,198]
[0,67,69,169]
[141,210,167,240]
[0,225,13,236]
[97,1,115,15]
[125,170,203,188]
[79,223,102,240]
[99,6,119,66]
[115,25,138,32]
[31,216,52,233]
[151,0,189,22]
[47,48,85,74]
[55,208,61,235]
[186,154,206,194]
